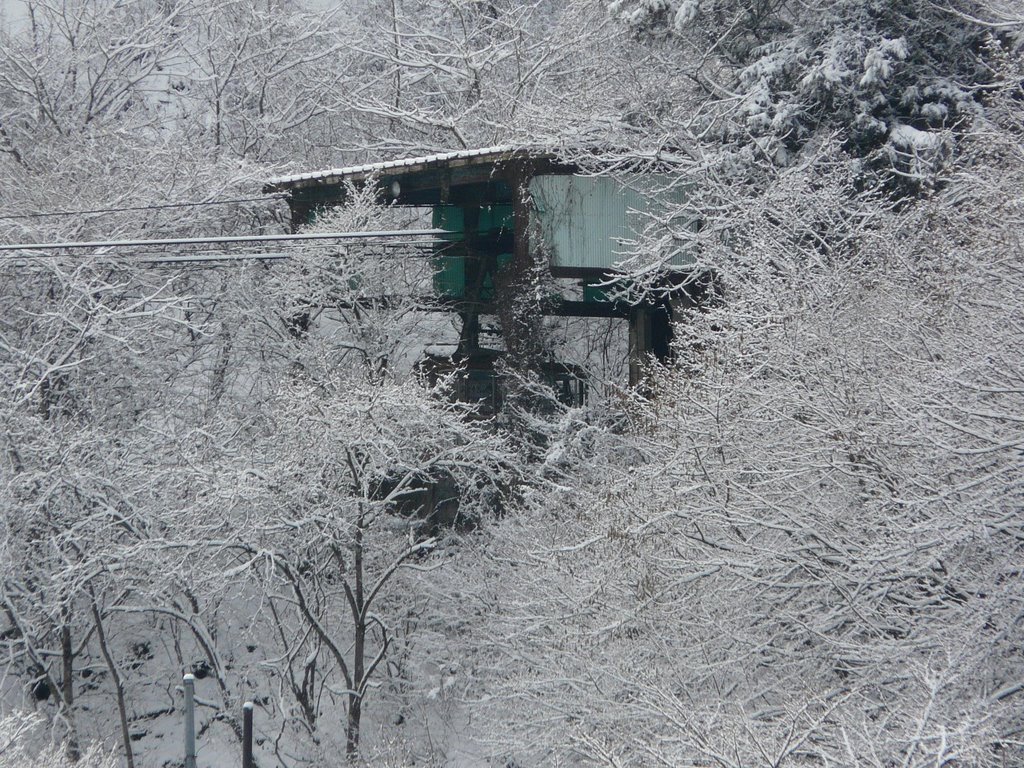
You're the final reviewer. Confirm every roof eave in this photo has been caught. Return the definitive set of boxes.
[262,145,561,194]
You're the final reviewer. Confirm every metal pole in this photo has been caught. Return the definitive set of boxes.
[242,702,254,768]
[183,674,197,768]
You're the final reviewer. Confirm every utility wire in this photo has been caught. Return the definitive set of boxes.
[139,252,290,264]
[0,229,445,254]
[0,249,440,268]
[0,195,288,221]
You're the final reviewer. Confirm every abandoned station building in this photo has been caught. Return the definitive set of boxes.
[264,146,696,411]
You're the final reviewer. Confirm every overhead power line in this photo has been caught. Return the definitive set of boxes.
[131,242,438,264]
[1,246,441,269]
[0,195,288,222]
[139,252,291,264]
[0,229,445,255]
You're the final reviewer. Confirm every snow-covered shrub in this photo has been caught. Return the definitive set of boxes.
[0,711,116,768]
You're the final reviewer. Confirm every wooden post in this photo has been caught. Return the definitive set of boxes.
[496,159,544,370]
[459,205,482,355]
[629,305,651,387]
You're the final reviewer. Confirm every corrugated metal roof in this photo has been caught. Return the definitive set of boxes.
[266,145,554,191]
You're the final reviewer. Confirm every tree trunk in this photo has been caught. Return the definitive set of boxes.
[91,600,135,768]
[60,623,81,762]
[346,524,365,761]
[345,693,362,759]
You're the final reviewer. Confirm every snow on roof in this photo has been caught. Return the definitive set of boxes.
[266,145,552,190]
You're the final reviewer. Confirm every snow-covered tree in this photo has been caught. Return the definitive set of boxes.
[2,0,1021,766]
[447,52,1024,767]
[607,0,1010,177]
[0,710,116,768]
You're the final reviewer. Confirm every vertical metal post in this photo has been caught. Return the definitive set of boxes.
[183,674,197,768]
[242,701,254,768]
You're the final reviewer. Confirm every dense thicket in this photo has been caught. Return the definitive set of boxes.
[1,0,1021,765]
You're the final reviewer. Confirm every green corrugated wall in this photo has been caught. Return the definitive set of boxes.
[432,205,512,299]
[529,175,692,272]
